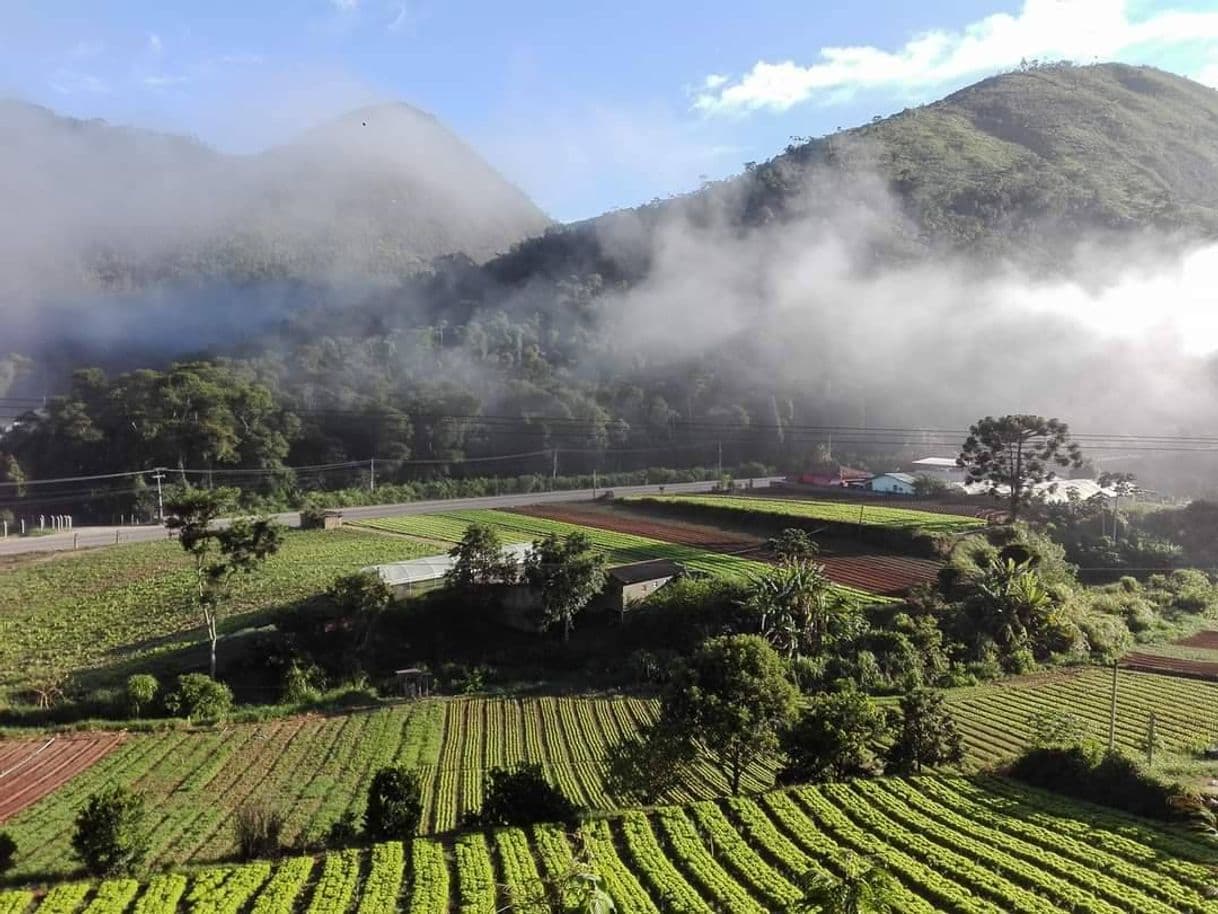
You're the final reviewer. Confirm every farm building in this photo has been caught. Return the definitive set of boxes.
[793,464,871,487]
[910,456,966,482]
[868,472,917,495]
[603,559,683,614]
[369,542,533,596]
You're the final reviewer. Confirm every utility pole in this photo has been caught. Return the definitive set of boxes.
[592,468,598,499]
[717,440,722,477]
[370,457,376,493]
[552,448,558,481]
[1146,712,1156,765]
[1108,660,1119,751]
[151,467,166,524]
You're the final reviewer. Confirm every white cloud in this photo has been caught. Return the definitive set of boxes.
[148,32,163,55]
[331,0,359,10]
[1198,62,1218,88]
[387,4,409,32]
[695,0,1218,114]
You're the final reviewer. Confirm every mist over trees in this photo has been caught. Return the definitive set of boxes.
[7,63,1218,505]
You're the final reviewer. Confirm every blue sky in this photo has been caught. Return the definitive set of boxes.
[4,1,1218,221]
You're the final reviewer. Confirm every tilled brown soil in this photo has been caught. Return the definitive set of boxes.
[509,503,941,596]
[0,732,125,822]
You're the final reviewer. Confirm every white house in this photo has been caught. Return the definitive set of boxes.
[868,472,917,495]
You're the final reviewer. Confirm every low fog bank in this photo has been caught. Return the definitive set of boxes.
[594,176,1218,439]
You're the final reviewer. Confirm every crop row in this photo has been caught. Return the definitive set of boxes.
[622,493,985,532]
[945,668,1218,765]
[14,671,1218,880]
[7,775,1217,914]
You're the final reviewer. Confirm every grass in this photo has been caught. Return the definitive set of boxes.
[0,529,438,698]
[5,775,1217,913]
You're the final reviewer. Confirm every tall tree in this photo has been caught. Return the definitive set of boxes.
[779,687,890,784]
[957,415,1082,519]
[660,634,799,795]
[523,532,606,642]
[164,486,283,678]
[447,523,518,590]
[885,688,964,775]
[326,571,394,672]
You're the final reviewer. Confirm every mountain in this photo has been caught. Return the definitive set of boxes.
[0,100,550,296]
[482,63,1218,286]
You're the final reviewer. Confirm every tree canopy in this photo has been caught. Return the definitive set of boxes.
[660,634,799,795]
[957,415,1083,519]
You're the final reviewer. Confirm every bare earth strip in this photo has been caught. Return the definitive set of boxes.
[0,733,125,822]
[509,503,941,596]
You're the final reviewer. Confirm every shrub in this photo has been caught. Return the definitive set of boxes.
[363,767,423,841]
[233,803,285,860]
[475,763,581,828]
[0,831,15,876]
[125,675,158,719]
[1008,745,1187,821]
[326,811,360,848]
[281,663,323,705]
[165,674,232,721]
[71,785,149,876]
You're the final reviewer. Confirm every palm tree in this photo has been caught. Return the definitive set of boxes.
[745,560,845,660]
[788,853,900,914]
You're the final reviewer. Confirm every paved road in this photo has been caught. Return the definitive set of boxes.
[0,477,784,558]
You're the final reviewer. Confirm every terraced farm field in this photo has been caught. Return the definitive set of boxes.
[1,696,776,879]
[0,530,439,697]
[946,667,1218,766]
[3,776,1215,913]
[352,509,887,603]
[510,503,941,596]
[1121,629,1218,681]
[623,493,987,533]
[0,734,125,822]
[11,669,1218,879]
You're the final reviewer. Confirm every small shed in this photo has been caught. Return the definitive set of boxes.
[302,509,344,530]
[604,559,683,615]
[868,472,917,495]
[393,667,433,698]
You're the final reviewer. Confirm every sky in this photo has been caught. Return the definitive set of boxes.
[4,0,1218,221]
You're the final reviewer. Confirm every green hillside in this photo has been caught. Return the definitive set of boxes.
[493,63,1218,282]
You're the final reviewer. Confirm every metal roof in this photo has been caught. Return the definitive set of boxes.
[368,542,533,587]
[873,472,917,484]
[608,559,683,585]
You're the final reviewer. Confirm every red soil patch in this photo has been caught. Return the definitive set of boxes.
[0,732,125,822]
[1121,652,1218,682]
[510,504,941,597]
[1177,630,1218,650]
